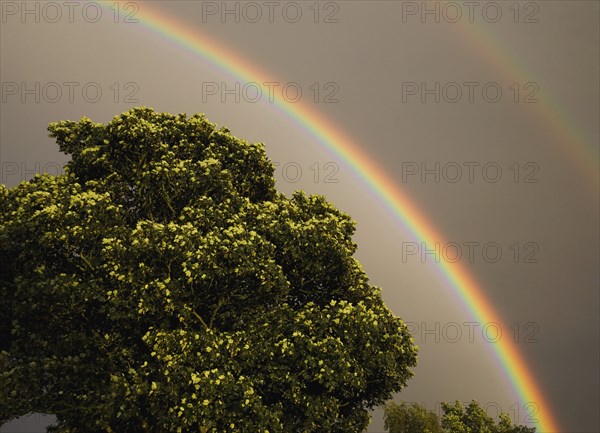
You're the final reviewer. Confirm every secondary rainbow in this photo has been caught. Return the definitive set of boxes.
[452,16,598,190]
[101,2,564,431]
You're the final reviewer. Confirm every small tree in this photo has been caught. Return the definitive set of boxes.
[0,108,418,432]
[441,401,536,433]
[384,400,536,433]
[384,401,443,433]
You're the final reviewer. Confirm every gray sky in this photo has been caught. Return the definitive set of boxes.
[1,1,598,432]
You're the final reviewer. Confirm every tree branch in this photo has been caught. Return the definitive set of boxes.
[79,251,95,270]
[208,297,225,329]
[192,310,209,330]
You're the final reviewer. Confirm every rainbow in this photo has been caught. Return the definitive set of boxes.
[99,2,570,431]
[452,15,599,190]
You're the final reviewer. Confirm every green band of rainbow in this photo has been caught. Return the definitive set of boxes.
[100,2,567,431]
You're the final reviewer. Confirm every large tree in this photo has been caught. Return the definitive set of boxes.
[0,107,418,432]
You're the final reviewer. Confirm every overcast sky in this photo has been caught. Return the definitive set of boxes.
[1,1,598,432]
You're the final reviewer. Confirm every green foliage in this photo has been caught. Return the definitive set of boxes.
[384,401,443,433]
[441,401,536,433]
[383,401,536,433]
[0,108,418,432]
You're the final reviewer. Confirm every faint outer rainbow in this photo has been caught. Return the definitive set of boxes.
[101,2,562,431]
[452,16,599,190]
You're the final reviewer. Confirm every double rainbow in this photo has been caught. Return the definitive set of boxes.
[96,2,589,431]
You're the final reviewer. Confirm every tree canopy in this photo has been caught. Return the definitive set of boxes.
[384,401,443,433]
[384,401,536,433]
[0,107,418,432]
